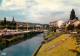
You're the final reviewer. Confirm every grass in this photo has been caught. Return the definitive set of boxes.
[46,34,53,39]
[36,34,80,56]
[45,32,58,39]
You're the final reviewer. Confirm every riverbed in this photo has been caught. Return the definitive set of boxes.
[0,33,45,56]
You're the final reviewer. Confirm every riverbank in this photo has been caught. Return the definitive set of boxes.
[32,43,43,56]
[0,31,43,50]
[32,32,59,56]
[36,34,80,56]
[32,31,80,56]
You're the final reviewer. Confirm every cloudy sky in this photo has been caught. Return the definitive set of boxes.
[0,0,80,24]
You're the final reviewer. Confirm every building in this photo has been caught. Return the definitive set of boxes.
[56,29,62,33]
[49,20,64,28]
[57,20,64,28]
[22,24,31,27]
[49,21,57,27]
[73,20,80,27]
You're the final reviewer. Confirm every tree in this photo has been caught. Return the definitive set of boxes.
[77,24,80,30]
[67,24,74,30]
[49,26,58,32]
[4,17,6,25]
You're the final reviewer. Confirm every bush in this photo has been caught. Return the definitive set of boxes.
[49,26,58,32]
[77,30,80,34]
[41,41,45,44]
[67,24,74,30]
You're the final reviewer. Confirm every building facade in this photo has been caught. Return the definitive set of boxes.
[49,20,64,28]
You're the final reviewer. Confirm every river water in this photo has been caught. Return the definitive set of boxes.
[0,33,45,56]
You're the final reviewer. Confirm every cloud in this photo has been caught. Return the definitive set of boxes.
[0,0,27,10]
[0,0,80,24]
[0,0,2,6]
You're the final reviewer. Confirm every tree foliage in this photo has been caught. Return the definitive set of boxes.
[0,19,16,29]
[67,24,74,30]
[76,24,80,30]
[49,26,58,32]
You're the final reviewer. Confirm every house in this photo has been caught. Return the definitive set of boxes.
[73,20,80,27]
[49,20,64,28]
[56,29,62,33]
[66,19,80,27]
[22,24,31,27]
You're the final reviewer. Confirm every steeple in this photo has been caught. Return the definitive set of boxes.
[70,9,76,20]
[4,17,6,24]
[12,16,15,22]
[11,16,16,27]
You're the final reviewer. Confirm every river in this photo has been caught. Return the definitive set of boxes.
[0,33,45,56]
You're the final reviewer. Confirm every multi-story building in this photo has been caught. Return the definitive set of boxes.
[49,20,64,28]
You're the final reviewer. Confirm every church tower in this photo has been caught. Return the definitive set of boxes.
[11,16,16,27]
[12,16,15,22]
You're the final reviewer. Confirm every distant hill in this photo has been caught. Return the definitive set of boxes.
[17,22,49,25]
[0,20,48,25]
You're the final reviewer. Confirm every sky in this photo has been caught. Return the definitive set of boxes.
[0,0,80,24]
